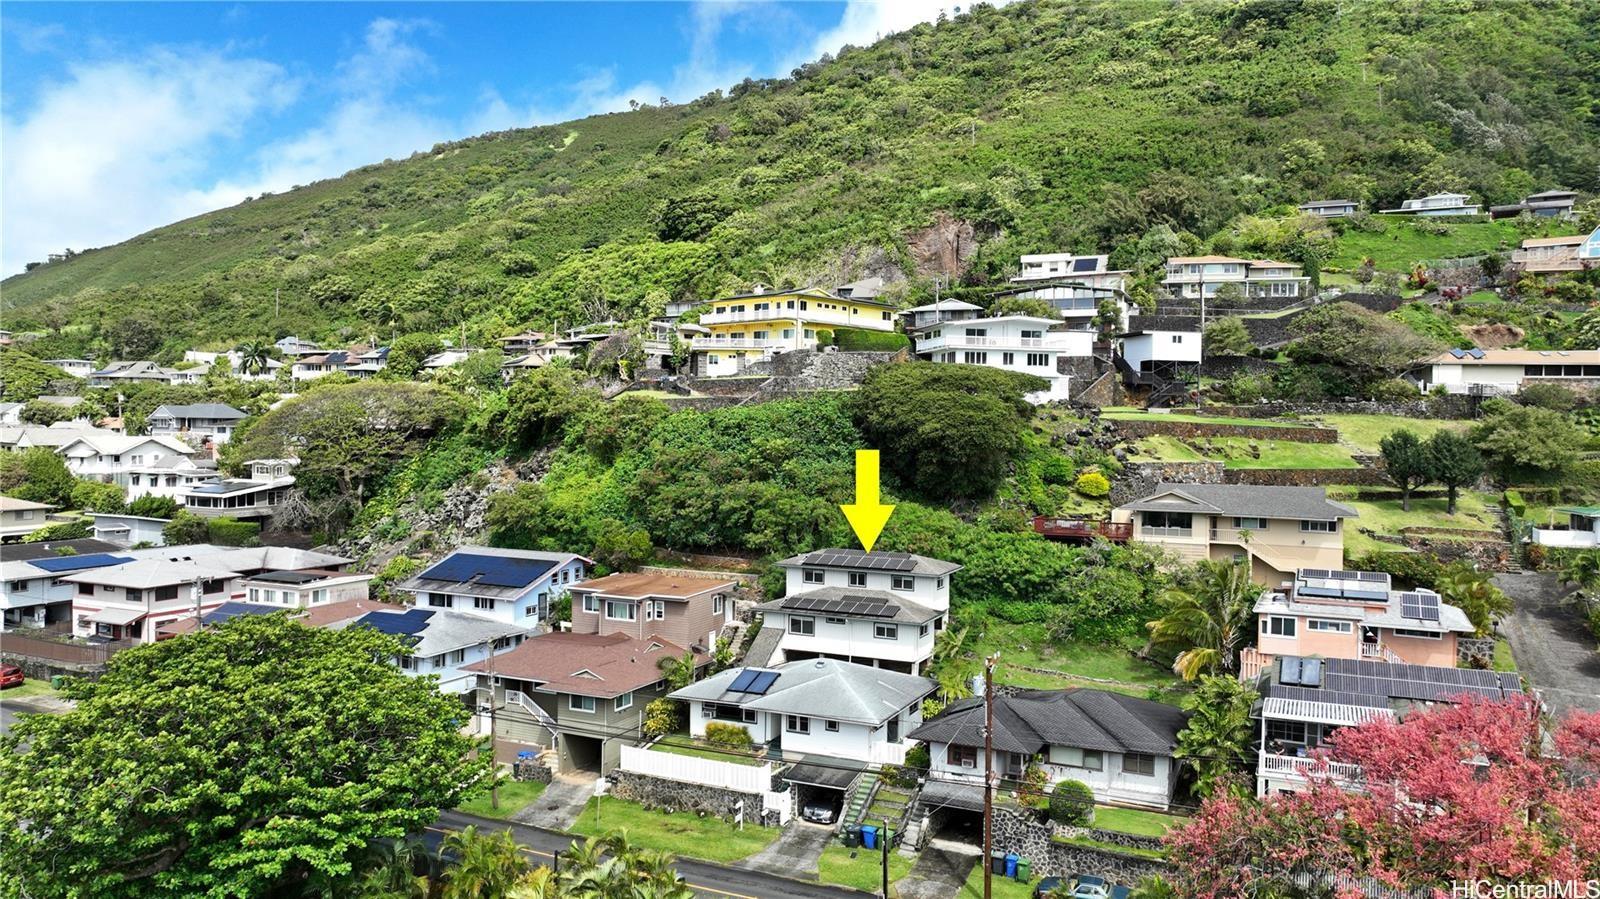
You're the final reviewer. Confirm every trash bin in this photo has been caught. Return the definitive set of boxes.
[516,750,536,761]
[50,675,67,689]
[1005,854,1019,879]
[844,828,860,849]
[991,851,1006,874]
[861,825,878,850]
[1016,858,1032,882]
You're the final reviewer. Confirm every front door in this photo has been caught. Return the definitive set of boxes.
[887,716,900,744]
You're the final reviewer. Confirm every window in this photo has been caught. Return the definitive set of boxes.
[1264,616,1297,637]
[825,720,840,732]
[1266,719,1306,746]
[920,623,930,637]
[652,600,666,619]
[713,594,726,614]
[1307,619,1353,633]
[789,616,815,636]
[1027,353,1050,367]
[802,568,825,585]
[874,623,899,640]
[964,328,988,337]
[615,691,634,712]
[1300,520,1337,533]
[154,585,179,601]
[963,351,988,364]
[78,582,94,596]
[428,593,452,608]
[1171,334,1184,343]
[561,570,570,584]
[825,616,846,626]
[524,604,538,618]
[202,579,225,594]
[1051,746,1103,771]
[1122,752,1157,777]
[474,597,495,611]
[1002,352,1015,366]
[447,649,466,665]
[606,600,637,621]
[569,695,596,713]
[1232,517,1267,530]
[836,571,863,589]
[1143,511,1193,531]
[937,578,945,589]
[1021,330,1042,340]
[1391,628,1441,639]
[786,715,810,734]
[947,745,978,768]
[247,587,259,602]
[581,595,599,614]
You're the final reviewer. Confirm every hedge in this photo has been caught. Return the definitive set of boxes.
[704,722,753,749]
[207,517,262,547]
[1049,780,1095,826]
[831,327,910,352]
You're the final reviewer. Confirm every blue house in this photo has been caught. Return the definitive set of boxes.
[397,546,591,628]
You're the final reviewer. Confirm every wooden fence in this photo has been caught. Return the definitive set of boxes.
[0,631,133,667]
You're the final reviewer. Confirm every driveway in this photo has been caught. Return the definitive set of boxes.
[512,772,596,831]
[1495,572,1600,717]
[896,839,980,899]
[736,820,833,880]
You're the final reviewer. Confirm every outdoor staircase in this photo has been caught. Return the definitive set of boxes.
[839,770,881,833]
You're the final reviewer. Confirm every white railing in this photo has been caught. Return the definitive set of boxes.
[917,336,1047,350]
[1141,526,1194,538]
[1259,751,1363,783]
[699,307,886,329]
[1531,528,1600,548]
[1359,642,1404,663]
[865,741,911,766]
[620,744,775,793]
[691,337,790,351]
[503,689,560,737]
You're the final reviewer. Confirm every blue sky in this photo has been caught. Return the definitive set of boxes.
[1,1,950,276]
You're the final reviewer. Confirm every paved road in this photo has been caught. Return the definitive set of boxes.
[1495,572,1600,717]
[432,809,870,899]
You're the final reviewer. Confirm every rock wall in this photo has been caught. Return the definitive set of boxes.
[513,760,555,784]
[1458,637,1497,666]
[1107,419,1338,444]
[1201,356,1282,379]
[750,349,903,399]
[1201,396,1478,420]
[609,770,783,828]
[1112,461,1226,506]
[989,808,1170,883]
[1224,468,1390,487]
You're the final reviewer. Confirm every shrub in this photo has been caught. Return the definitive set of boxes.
[1048,780,1095,826]
[22,520,92,543]
[831,328,910,351]
[703,722,753,749]
[1074,470,1111,498]
[1518,382,1577,412]
[206,517,261,547]
[642,698,680,738]
[127,495,181,519]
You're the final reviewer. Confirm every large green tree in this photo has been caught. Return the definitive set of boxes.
[1379,429,1432,512]
[0,447,76,506]
[1176,675,1259,799]
[0,614,488,898]
[1425,430,1485,515]
[1287,302,1443,385]
[1471,399,1585,478]
[1146,559,1257,681]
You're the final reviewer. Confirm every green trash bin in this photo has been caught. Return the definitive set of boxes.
[1016,858,1032,882]
[50,675,67,689]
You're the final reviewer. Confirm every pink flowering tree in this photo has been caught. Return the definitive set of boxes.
[1166,695,1600,897]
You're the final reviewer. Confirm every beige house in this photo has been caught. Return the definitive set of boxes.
[0,496,58,542]
[1113,484,1355,585]
[569,571,736,652]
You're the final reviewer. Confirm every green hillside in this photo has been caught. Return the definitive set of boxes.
[4,0,1597,359]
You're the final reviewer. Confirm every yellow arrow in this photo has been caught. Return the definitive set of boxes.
[840,449,895,553]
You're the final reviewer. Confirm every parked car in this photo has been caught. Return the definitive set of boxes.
[801,797,838,824]
[1034,874,1129,899]
[1033,877,1065,899]
[0,664,24,689]
[1068,875,1110,899]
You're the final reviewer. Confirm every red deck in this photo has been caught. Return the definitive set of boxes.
[1032,516,1132,542]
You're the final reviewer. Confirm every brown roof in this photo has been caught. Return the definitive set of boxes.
[1519,235,1585,248]
[463,631,702,698]
[1424,348,1600,365]
[299,597,406,628]
[568,571,735,600]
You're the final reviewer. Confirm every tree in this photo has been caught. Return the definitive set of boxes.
[592,518,653,571]
[1166,696,1600,896]
[1434,562,1512,637]
[1146,559,1256,680]
[0,614,489,898]
[1048,780,1094,826]
[71,479,127,513]
[161,510,212,545]
[127,494,181,519]
[1,348,79,401]
[235,341,273,377]
[988,295,1055,318]
[1559,551,1600,592]
[1518,382,1577,411]
[440,827,528,899]
[1471,399,1585,477]
[927,625,978,703]
[1201,316,1252,358]
[1175,676,1258,799]
[388,333,446,379]
[1425,430,1484,514]
[495,364,600,452]
[654,190,732,242]
[1379,429,1431,511]
[0,447,75,506]
[106,314,162,359]
[19,398,81,425]
[657,650,699,691]
[1353,256,1376,287]
[1287,301,1444,383]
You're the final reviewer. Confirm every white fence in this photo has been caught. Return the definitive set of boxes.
[619,744,775,794]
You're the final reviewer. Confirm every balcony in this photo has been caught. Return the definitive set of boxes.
[699,306,890,329]
[1259,751,1363,785]
[1140,526,1193,538]
[691,336,791,351]
[1359,642,1404,663]
[1033,516,1132,542]
[917,335,1049,351]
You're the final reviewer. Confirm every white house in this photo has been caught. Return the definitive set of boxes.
[1409,348,1600,396]
[1001,254,1132,330]
[0,404,21,426]
[316,604,529,693]
[1162,256,1308,302]
[44,359,96,378]
[1297,200,1360,218]
[1119,329,1202,384]
[0,537,126,630]
[126,454,220,502]
[147,403,247,446]
[750,548,961,674]
[177,459,298,520]
[397,546,591,627]
[241,569,374,609]
[1379,192,1481,217]
[898,299,984,332]
[58,433,197,496]
[911,689,1188,811]
[1530,504,1600,548]
[912,315,1090,403]
[89,512,172,547]
[88,361,180,387]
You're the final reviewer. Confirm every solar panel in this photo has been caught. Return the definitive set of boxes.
[782,593,897,618]
[418,553,558,589]
[801,549,916,572]
[1071,257,1098,273]
[1300,568,1331,580]
[1281,657,1303,686]
[1358,572,1390,584]
[728,670,760,692]
[1398,590,1441,622]
[355,608,435,639]
[1300,658,1324,687]
[28,553,133,572]
[747,671,780,694]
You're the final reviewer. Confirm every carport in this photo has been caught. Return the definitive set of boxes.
[918,779,987,845]
[558,732,603,773]
[783,760,863,824]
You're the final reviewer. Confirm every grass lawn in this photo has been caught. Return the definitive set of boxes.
[817,844,912,893]
[1328,487,1500,557]
[1093,805,1184,838]
[457,780,547,820]
[970,623,1181,696]
[1310,414,1471,453]
[1327,216,1524,270]
[1131,435,1358,469]
[1051,834,1166,860]
[1101,409,1300,428]
[569,796,778,864]
[0,680,63,702]
[1493,638,1517,673]
[651,733,765,765]
[957,863,1038,899]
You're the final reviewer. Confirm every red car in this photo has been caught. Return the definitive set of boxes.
[0,664,24,689]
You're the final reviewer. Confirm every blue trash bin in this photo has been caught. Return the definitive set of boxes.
[861,825,878,850]
[1005,854,1019,879]
[517,750,536,761]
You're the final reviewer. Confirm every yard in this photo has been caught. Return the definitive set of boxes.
[650,733,765,765]
[1326,216,1524,271]
[958,864,1038,899]
[1309,413,1471,454]
[456,779,547,820]
[568,796,779,864]
[1093,805,1184,838]
[1129,434,1359,470]
[817,843,913,893]
[1327,486,1501,557]
[970,623,1182,697]
[1101,408,1301,428]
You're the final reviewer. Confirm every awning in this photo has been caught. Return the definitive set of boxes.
[918,778,986,813]
[88,606,147,626]
[783,761,863,792]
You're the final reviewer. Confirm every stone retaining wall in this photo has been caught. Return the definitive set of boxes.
[513,760,555,784]
[1200,396,1477,420]
[640,564,760,587]
[990,808,1170,883]
[1107,418,1338,444]
[609,770,783,828]
[1201,355,1282,379]
[1458,637,1497,666]
[1224,467,1389,487]
[1111,461,1227,506]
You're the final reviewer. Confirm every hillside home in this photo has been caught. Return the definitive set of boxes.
[89,512,172,547]
[1490,190,1578,220]
[569,571,735,651]
[467,631,702,773]
[0,404,20,426]
[242,568,374,610]
[1118,329,1202,385]
[147,403,247,445]
[1241,568,1475,678]
[1530,504,1600,548]
[912,314,1091,403]
[0,538,126,630]
[1252,655,1524,796]
[399,547,591,627]
[318,605,528,693]
[910,689,1188,811]
[692,285,899,377]
[178,459,298,520]
[750,548,962,674]
[1409,348,1600,395]
[1114,484,1356,585]
[423,348,476,371]
[58,433,196,496]
[1510,233,1589,274]
[88,361,180,387]
[1297,199,1360,218]
[44,359,96,378]
[0,496,58,542]
[1161,257,1309,302]
[497,332,549,353]
[274,336,323,356]
[1003,254,1132,328]
[125,454,219,501]
[1379,192,1481,216]
[1581,225,1600,262]
[183,350,284,382]
[899,299,984,332]
[291,347,384,380]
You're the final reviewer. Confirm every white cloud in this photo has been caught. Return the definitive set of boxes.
[802,0,950,64]
[0,50,296,275]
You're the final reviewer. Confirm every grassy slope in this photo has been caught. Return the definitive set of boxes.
[568,796,778,863]
[970,622,1181,696]
[1326,216,1533,271]
[1130,434,1358,469]
[456,780,547,820]
[1308,414,1471,453]
[1328,486,1500,557]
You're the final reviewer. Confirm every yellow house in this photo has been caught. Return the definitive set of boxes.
[693,284,898,376]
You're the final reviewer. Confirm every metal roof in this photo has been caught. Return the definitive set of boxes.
[782,760,864,792]
[670,658,933,726]
[1118,483,1357,520]
[775,548,963,577]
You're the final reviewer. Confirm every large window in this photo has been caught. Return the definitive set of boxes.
[1391,628,1441,640]
[1027,353,1050,367]
[606,600,637,621]
[789,616,815,636]
[1232,517,1267,530]
[1122,752,1157,777]
[429,593,452,608]
[1142,511,1192,532]
[963,351,988,364]
[947,745,978,768]
[1307,619,1353,634]
[1264,616,1297,637]
[802,569,825,585]
[154,585,179,601]
[582,595,600,614]
[569,695,596,713]
[474,597,495,611]
[1050,746,1103,771]
[786,715,810,734]
[891,575,914,592]
[874,623,899,640]
[1300,520,1337,533]
[704,703,757,723]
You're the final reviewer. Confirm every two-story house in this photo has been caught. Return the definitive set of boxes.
[57,432,197,497]
[1297,199,1360,218]
[1510,234,1588,274]
[912,315,1090,403]
[750,548,962,674]
[1409,348,1600,396]
[691,285,899,377]
[1118,329,1202,385]
[317,604,529,693]
[1240,568,1476,678]
[177,459,299,520]
[569,571,735,652]
[910,689,1188,811]
[400,546,592,628]
[466,630,702,773]
[1252,654,1524,796]
[1379,192,1481,217]
[147,403,248,446]
[1114,484,1356,585]
[898,300,984,332]
[1162,256,1309,303]
[88,361,180,387]
[1002,254,1132,329]
[242,568,374,609]
[44,358,97,379]
[1490,190,1578,220]
[1,540,128,630]
[0,496,57,542]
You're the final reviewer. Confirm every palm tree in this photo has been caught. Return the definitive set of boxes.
[928,626,977,703]
[439,826,529,899]
[1559,551,1600,592]
[657,650,698,691]
[375,300,403,344]
[1146,559,1257,681]
[353,838,429,899]
[236,340,272,377]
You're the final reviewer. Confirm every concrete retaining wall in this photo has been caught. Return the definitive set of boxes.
[1107,418,1338,444]
[1224,468,1389,487]
[609,770,783,828]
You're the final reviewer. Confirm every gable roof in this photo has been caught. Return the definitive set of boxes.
[774,548,962,577]
[908,689,1188,756]
[151,403,247,420]
[669,658,933,725]
[1119,483,1356,520]
[753,586,942,624]
[462,631,698,698]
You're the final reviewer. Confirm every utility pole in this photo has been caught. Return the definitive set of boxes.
[274,287,280,319]
[982,652,998,899]
[880,814,890,899]
[486,639,500,810]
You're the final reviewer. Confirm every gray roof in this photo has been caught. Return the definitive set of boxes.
[743,626,785,668]
[775,548,963,577]
[410,611,529,656]
[152,403,247,420]
[902,299,984,314]
[1261,656,1523,713]
[669,658,932,726]
[1119,483,1357,520]
[753,586,943,624]
[908,689,1188,756]
[0,538,122,561]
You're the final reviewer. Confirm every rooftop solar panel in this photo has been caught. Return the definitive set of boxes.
[801,549,916,572]
[419,553,558,589]
[1281,657,1303,686]
[747,671,779,694]
[28,553,134,572]
[1071,257,1098,272]
[1301,658,1324,687]
[728,670,760,693]
[355,608,435,639]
